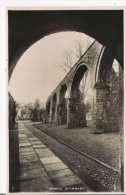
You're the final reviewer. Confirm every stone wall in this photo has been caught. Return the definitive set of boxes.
[9,92,15,128]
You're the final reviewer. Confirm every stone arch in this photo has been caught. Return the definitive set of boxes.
[67,65,88,128]
[9,10,123,80]
[97,48,114,83]
[71,65,88,98]
[75,62,94,127]
[93,47,120,133]
[95,46,105,83]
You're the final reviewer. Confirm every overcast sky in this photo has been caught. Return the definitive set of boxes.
[9,31,95,104]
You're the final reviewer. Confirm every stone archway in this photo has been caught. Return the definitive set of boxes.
[8,10,123,80]
[67,65,88,128]
[93,48,120,133]
[8,10,124,191]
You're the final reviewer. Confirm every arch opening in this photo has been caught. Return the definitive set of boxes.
[69,65,88,128]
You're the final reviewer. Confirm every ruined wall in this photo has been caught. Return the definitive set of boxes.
[46,41,103,127]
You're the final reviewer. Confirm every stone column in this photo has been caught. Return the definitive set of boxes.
[67,98,76,128]
[49,98,53,123]
[56,92,61,125]
[13,101,16,124]
[56,104,62,125]
[93,81,109,134]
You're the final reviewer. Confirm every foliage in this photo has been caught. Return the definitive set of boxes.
[34,98,40,111]
[21,109,26,116]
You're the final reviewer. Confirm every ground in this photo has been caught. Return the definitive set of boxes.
[10,121,120,192]
[33,123,120,170]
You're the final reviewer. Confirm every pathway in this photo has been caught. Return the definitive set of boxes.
[18,122,88,192]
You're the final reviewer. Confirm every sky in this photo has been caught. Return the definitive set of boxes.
[9,31,95,104]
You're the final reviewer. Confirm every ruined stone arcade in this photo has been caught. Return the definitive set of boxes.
[46,41,119,133]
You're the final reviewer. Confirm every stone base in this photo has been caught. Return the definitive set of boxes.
[92,127,104,134]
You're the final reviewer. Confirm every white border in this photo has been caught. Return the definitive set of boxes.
[0,0,126,194]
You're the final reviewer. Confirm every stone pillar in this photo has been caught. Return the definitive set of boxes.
[13,101,16,124]
[56,92,61,124]
[67,98,76,128]
[56,104,62,125]
[93,81,109,134]
[54,102,58,123]
[49,98,53,124]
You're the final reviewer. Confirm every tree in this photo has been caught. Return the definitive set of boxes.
[76,38,91,103]
[34,98,40,111]
[58,49,74,74]
[57,36,91,102]
[21,109,26,116]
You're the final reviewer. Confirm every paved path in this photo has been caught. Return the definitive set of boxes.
[18,122,87,192]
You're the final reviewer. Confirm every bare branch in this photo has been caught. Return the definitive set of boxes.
[54,36,93,103]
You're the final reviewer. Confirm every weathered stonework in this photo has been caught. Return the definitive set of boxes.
[46,41,119,132]
[93,67,119,133]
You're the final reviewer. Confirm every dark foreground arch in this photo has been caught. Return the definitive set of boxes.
[8,10,123,79]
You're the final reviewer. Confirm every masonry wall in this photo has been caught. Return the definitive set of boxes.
[9,93,15,128]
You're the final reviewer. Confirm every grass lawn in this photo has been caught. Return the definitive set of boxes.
[34,123,120,170]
